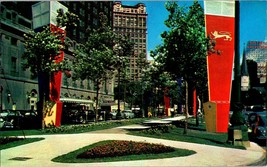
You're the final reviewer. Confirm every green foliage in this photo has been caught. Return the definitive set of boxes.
[157,1,208,83]
[0,119,148,136]
[56,8,79,32]
[148,2,209,126]
[131,124,246,150]
[141,124,174,135]
[230,102,245,126]
[73,13,134,117]
[73,13,133,83]
[41,118,147,134]
[0,137,44,150]
[22,9,78,78]
[22,26,66,78]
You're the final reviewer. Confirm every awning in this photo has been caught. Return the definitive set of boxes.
[101,102,117,107]
[60,98,95,104]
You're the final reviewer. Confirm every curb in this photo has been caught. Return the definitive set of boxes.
[248,154,266,166]
[247,143,266,166]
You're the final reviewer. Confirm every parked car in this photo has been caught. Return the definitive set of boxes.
[85,110,96,122]
[97,109,108,121]
[64,109,86,124]
[0,115,14,129]
[0,110,24,130]
[121,110,135,119]
[246,105,264,111]
[242,110,254,126]
[247,111,266,143]
[21,110,39,129]
[132,108,142,118]
[109,111,117,120]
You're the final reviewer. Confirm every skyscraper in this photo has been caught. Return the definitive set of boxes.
[113,2,148,81]
[246,41,267,84]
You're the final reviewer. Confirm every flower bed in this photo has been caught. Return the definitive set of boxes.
[77,140,175,159]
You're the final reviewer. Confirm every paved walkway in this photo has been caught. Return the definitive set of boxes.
[1,126,266,167]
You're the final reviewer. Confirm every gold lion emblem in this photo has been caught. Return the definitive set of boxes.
[211,31,232,41]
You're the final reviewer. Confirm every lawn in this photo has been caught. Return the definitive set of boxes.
[1,117,245,151]
[0,137,44,150]
[0,118,149,136]
[1,116,246,163]
[129,122,246,150]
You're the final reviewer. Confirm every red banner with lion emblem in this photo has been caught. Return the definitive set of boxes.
[204,0,235,132]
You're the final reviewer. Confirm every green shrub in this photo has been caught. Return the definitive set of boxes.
[0,137,24,145]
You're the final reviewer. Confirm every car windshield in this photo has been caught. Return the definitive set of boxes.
[262,116,266,126]
[257,111,266,126]
[259,113,266,126]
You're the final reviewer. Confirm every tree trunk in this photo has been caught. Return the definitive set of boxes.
[196,94,201,127]
[184,80,188,134]
[95,81,100,123]
[37,71,50,129]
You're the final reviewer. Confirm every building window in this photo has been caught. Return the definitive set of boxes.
[87,79,92,90]
[73,3,77,11]
[93,7,97,15]
[11,57,17,70]
[73,80,77,88]
[11,37,17,46]
[93,18,97,26]
[80,80,84,89]
[11,57,17,76]
[80,20,84,28]
[80,9,85,16]
[6,11,11,20]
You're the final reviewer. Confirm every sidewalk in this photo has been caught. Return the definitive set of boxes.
[1,119,266,167]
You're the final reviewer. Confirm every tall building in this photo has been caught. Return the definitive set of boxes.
[113,1,148,81]
[60,1,113,43]
[1,2,36,111]
[246,41,267,84]
[245,40,267,108]
[0,1,114,112]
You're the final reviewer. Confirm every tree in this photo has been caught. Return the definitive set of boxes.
[22,9,78,128]
[113,34,134,119]
[73,13,133,121]
[152,1,209,134]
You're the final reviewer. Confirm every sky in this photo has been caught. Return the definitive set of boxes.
[123,0,267,60]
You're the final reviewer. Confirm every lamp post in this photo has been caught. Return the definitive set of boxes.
[117,66,122,119]
[115,44,123,120]
[0,86,3,112]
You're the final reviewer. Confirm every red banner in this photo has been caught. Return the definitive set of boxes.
[164,87,170,116]
[193,89,196,116]
[204,0,235,132]
[49,24,65,127]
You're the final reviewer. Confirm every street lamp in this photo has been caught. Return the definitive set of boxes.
[114,44,123,120]
[7,91,11,103]
[0,86,3,112]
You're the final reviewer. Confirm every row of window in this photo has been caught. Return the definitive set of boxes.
[62,76,112,94]
[1,5,32,29]
[114,28,146,33]
[114,6,146,14]
[114,16,146,27]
